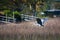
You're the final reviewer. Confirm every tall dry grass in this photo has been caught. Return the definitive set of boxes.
[0,17,60,40]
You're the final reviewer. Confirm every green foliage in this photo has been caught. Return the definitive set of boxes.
[36,12,47,18]
[4,10,21,18]
[13,11,20,15]
[4,10,12,17]
[0,0,55,17]
[4,10,11,15]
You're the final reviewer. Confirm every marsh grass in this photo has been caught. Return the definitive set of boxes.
[0,18,60,40]
[0,33,60,40]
